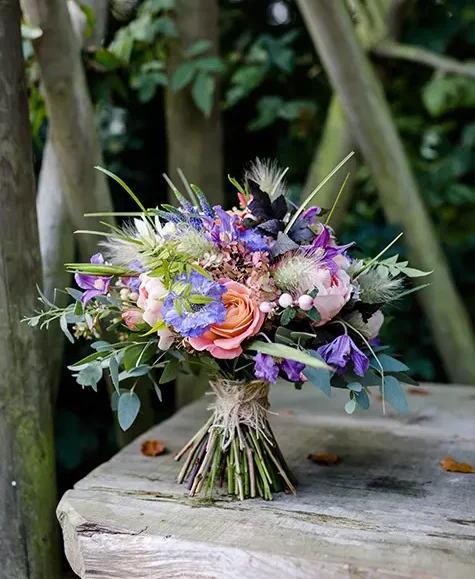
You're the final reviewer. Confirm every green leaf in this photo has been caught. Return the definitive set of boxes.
[381,376,408,413]
[399,266,432,278]
[355,388,370,410]
[389,372,419,386]
[370,354,409,373]
[188,294,214,305]
[347,382,362,392]
[154,16,178,37]
[171,62,196,92]
[66,287,84,301]
[60,312,74,344]
[194,57,226,73]
[119,365,151,380]
[93,48,122,71]
[275,326,295,346]
[123,345,144,371]
[117,392,141,431]
[192,71,215,117]
[281,307,297,326]
[186,39,213,57]
[345,398,356,414]
[74,362,103,391]
[90,341,111,352]
[246,341,331,372]
[160,357,180,384]
[21,22,43,40]
[109,356,120,394]
[68,351,105,369]
[306,307,321,323]
[303,352,331,397]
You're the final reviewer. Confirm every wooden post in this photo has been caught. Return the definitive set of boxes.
[0,1,60,576]
[165,0,225,407]
[296,0,475,384]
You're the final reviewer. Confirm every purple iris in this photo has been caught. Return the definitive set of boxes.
[254,352,279,384]
[75,253,112,305]
[317,335,369,377]
[280,358,305,382]
[162,270,226,338]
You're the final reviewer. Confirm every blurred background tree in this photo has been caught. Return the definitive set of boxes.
[18,0,475,532]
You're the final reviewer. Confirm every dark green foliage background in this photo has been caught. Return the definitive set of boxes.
[30,0,475,490]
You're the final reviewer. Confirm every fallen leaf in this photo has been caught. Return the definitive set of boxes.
[375,394,383,401]
[308,452,339,465]
[141,440,166,457]
[440,457,475,474]
[280,408,294,415]
[407,387,430,396]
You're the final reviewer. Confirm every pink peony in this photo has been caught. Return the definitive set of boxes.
[312,268,352,326]
[137,274,174,350]
[188,280,264,359]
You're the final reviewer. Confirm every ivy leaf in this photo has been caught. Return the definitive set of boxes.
[192,71,215,117]
[117,392,141,431]
[186,39,213,57]
[381,376,408,413]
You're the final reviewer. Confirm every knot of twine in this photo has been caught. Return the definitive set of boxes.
[207,379,270,448]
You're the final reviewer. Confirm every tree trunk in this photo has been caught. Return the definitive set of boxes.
[165,0,225,407]
[302,96,358,230]
[0,1,60,576]
[165,0,224,206]
[21,0,115,259]
[296,0,475,384]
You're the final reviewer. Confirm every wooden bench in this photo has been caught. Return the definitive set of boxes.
[58,383,475,578]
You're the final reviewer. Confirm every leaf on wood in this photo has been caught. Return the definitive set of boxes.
[407,387,430,396]
[308,452,339,466]
[440,457,475,474]
[141,440,166,457]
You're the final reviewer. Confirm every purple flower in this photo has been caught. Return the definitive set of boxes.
[162,271,226,338]
[254,352,279,384]
[123,260,144,291]
[280,358,305,382]
[238,228,269,252]
[75,253,112,305]
[302,206,321,225]
[317,335,369,377]
[203,206,240,246]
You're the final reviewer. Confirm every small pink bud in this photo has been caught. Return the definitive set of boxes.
[259,301,273,313]
[122,310,143,330]
[278,293,293,308]
[298,294,314,311]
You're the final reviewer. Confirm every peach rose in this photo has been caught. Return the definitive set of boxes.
[312,268,352,327]
[188,280,264,359]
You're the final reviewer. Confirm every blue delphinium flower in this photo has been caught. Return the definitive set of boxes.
[162,271,226,338]
[254,352,280,384]
[75,253,112,305]
[317,335,369,377]
[238,229,269,252]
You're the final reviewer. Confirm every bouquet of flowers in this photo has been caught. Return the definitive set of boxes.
[28,155,430,500]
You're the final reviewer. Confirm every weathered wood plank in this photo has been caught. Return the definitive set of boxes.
[58,384,475,578]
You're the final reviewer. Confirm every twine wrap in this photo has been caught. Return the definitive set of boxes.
[207,379,270,448]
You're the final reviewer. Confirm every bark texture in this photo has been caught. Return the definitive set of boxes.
[296,0,475,384]
[0,1,60,576]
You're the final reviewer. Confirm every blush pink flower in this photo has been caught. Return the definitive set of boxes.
[312,268,352,327]
[188,280,265,359]
[137,274,175,350]
[367,310,384,340]
[122,309,143,330]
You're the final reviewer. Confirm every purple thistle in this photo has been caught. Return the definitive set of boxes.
[317,335,369,377]
[162,271,226,338]
[254,352,279,384]
[75,253,112,305]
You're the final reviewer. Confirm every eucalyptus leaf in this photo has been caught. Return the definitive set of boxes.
[345,398,356,414]
[160,357,180,383]
[388,372,419,386]
[370,354,409,373]
[60,313,74,344]
[74,362,103,391]
[347,382,362,392]
[119,365,151,380]
[109,356,120,394]
[355,388,370,410]
[381,376,408,413]
[303,351,331,397]
[117,392,141,431]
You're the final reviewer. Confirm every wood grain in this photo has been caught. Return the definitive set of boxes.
[59,383,475,578]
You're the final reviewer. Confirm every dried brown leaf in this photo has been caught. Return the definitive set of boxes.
[440,457,475,474]
[141,440,166,457]
[407,387,430,396]
[308,452,339,465]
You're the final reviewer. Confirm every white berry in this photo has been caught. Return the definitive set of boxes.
[259,301,273,313]
[298,295,314,311]
[278,293,293,308]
